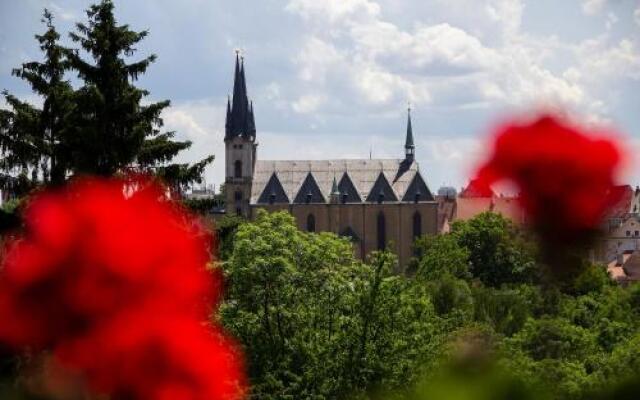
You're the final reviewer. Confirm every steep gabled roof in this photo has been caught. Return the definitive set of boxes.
[338,172,362,203]
[256,172,289,204]
[366,172,398,202]
[293,173,326,204]
[250,159,427,204]
[402,172,434,202]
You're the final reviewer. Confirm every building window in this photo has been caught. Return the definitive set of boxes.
[306,214,316,232]
[377,191,385,204]
[234,190,243,201]
[234,160,242,178]
[627,231,631,237]
[306,192,312,204]
[413,211,422,239]
[635,231,639,237]
[236,207,242,216]
[269,193,276,205]
[414,191,421,204]
[377,211,386,250]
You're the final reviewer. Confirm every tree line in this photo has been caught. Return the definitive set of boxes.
[218,210,640,399]
[0,0,212,198]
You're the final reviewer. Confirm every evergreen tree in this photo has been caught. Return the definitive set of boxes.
[0,9,73,192]
[65,0,212,188]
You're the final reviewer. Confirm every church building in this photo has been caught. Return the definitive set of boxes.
[224,55,438,267]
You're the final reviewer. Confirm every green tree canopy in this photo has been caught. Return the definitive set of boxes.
[0,9,74,192]
[451,212,537,287]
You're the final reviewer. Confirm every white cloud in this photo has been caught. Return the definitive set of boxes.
[634,7,640,27]
[292,94,326,113]
[48,2,78,21]
[285,0,612,117]
[582,0,606,15]
[161,99,226,186]
[286,0,381,25]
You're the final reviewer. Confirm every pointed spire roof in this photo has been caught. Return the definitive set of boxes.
[405,105,414,149]
[226,52,255,140]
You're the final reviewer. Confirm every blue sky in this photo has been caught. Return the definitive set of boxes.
[1,0,639,191]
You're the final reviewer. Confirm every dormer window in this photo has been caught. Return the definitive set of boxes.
[378,191,384,204]
[414,191,421,204]
[306,192,312,204]
[269,193,276,205]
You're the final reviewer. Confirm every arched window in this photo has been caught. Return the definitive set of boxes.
[234,190,243,201]
[377,211,386,250]
[413,211,422,239]
[306,214,316,232]
[234,160,242,178]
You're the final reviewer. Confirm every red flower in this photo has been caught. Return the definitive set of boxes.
[474,115,624,261]
[56,312,245,400]
[0,178,245,400]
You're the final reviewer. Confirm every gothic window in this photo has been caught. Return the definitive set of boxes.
[413,211,422,239]
[234,190,243,201]
[307,214,316,232]
[377,211,386,250]
[234,160,242,178]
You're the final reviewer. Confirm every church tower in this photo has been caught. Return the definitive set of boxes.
[225,53,257,217]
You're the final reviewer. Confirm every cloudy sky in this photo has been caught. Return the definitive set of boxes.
[1,0,639,191]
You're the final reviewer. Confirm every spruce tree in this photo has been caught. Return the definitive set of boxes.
[66,0,212,189]
[0,9,73,192]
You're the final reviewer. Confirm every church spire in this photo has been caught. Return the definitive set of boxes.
[226,52,255,140]
[405,104,415,162]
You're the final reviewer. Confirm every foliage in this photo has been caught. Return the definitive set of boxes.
[413,234,471,281]
[451,212,537,287]
[217,210,640,400]
[0,1,212,195]
[220,211,441,399]
[214,214,244,261]
[0,9,74,193]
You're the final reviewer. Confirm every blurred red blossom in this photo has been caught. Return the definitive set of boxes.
[476,115,624,237]
[0,178,245,400]
[473,115,625,271]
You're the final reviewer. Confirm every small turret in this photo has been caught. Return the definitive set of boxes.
[405,105,415,163]
[330,176,340,204]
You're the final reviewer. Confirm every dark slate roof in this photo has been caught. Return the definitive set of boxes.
[405,110,414,149]
[365,172,398,202]
[225,54,256,140]
[293,173,326,204]
[338,172,362,203]
[402,172,434,202]
[251,159,431,204]
[256,173,289,204]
